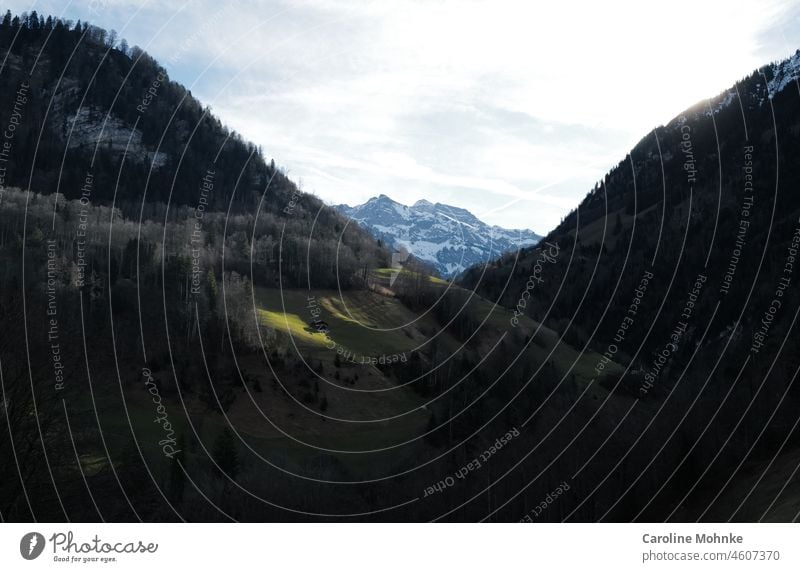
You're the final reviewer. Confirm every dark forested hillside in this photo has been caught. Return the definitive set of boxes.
[0,13,397,522]
[0,11,387,287]
[0,10,280,210]
[462,52,800,358]
[459,52,800,519]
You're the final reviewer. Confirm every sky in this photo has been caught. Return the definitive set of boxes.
[7,0,800,233]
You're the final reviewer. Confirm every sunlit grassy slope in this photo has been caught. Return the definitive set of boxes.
[255,287,441,358]
[256,278,625,389]
[90,282,626,479]
[371,267,449,285]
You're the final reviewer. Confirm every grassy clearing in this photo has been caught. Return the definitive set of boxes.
[246,287,435,456]
[258,306,327,346]
[371,267,449,285]
[254,287,440,358]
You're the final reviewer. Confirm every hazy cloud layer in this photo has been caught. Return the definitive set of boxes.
[7,0,800,232]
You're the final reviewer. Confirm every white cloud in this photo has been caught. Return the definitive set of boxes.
[5,0,800,231]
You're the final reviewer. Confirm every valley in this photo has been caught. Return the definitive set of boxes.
[2,11,800,524]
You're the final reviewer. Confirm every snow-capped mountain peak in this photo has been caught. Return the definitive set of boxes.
[336,195,541,277]
[691,50,800,120]
[767,49,800,98]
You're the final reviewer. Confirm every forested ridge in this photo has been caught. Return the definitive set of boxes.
[0,10,387,287]
[459,52,800,519]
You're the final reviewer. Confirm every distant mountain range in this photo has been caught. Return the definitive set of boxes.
[335,195,541,276]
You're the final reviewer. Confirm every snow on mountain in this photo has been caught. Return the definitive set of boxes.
[336,194,540,277]
[697,50,800,118]
[767,49,800,98]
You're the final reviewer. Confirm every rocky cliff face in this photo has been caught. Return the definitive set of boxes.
[64,106,168,167]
